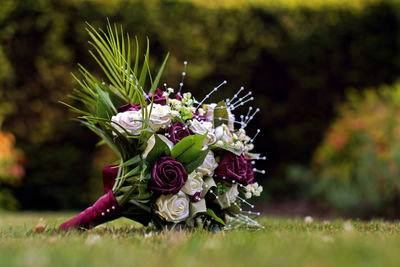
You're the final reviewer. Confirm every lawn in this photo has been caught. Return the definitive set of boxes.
[0,212,399,267]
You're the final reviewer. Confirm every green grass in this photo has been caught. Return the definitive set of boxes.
[0,212,399,267]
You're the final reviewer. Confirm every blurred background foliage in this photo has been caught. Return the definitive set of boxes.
[289,83,400,218]
[1,0,400,216]
[0,96,24,210]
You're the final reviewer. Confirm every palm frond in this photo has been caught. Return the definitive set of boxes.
[62,20,169,157]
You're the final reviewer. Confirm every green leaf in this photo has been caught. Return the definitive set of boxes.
[149,53,170,94]
[117,185,133,194]
[184,149,209,174]
[133,36,140,76]
[136,183,150,199]
[118,155,141,168]
[205,209,226,226]
[146,134,171,165]
[138,38,150,89]
[213,100,229,127]
[139,163,151,182]
[122,165,142,178]
[216,145,243,156]
[171,134,206,163]
[95,89,116,120]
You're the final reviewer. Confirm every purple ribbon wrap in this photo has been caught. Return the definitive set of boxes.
[59,166,120,230]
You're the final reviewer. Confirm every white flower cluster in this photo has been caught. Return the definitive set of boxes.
[169,92,198,120]
[244,182,264,199]
[214,127,254,153]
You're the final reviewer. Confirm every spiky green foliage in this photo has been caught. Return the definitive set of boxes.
[62,21,169,158]
[61,21,169,204]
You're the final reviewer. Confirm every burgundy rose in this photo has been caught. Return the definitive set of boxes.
[117,104,140,113]
[148,88,167,105]
[214,152,253,185]
[174,93,183,101]
[168,121,191,144]
[149,156,188,194]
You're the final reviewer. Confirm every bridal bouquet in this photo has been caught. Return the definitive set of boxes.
[59,22,265,231]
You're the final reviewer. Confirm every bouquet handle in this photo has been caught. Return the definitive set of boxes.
[59,165,120,230]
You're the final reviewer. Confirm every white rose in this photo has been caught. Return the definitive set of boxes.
[142,134,174,159]
[196,151,218,177]
[217,184,239,209]
[111,110,143,135]
[227,108,235,130]
[215,124,233,144]
[155,191,190,223]
[182,171,203,196]
[189,119,216,145]
[148,104,171,132]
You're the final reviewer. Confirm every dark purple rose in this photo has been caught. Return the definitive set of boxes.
[148,88,166,105]
[168,121,191,144]
[117,104,140,113]
[215,152,252,185]
[174,93,183,101]
[149,156,188,194]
